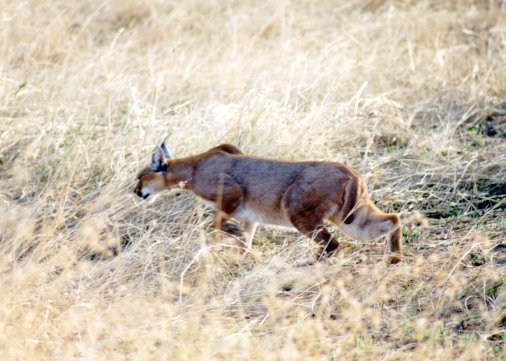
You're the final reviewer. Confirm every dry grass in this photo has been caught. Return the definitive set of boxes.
[1,0,506,359]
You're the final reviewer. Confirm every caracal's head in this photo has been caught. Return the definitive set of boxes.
[134,142,174,202]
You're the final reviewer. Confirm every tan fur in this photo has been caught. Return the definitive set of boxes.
[135,144,402,263]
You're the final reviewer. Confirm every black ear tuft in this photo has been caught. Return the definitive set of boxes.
[151,145,168,172]
[160,142,174,159]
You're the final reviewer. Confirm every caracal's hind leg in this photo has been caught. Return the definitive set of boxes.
[340,205,402,264]
[220,218,244,237]
[240,221,258,251]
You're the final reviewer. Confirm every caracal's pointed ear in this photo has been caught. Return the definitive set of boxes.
[151,145,168,171]
[160,142,174,159]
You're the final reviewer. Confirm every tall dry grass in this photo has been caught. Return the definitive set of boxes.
[1,0,505,359]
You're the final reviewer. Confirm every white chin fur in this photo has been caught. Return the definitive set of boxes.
[146,194,159,204]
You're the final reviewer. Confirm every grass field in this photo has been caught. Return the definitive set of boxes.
[1,0,506,359]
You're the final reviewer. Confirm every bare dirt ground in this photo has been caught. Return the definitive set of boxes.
[0,0,505,359]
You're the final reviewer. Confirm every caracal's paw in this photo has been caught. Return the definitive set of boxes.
[387,253,403,265]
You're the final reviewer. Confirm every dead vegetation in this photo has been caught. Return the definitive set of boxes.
[0,0,505,359]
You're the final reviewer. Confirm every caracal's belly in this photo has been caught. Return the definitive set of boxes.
[232,202,292,228]
[200,199,293,228]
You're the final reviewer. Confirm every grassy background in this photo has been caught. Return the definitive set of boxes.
[1,0,505,359]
